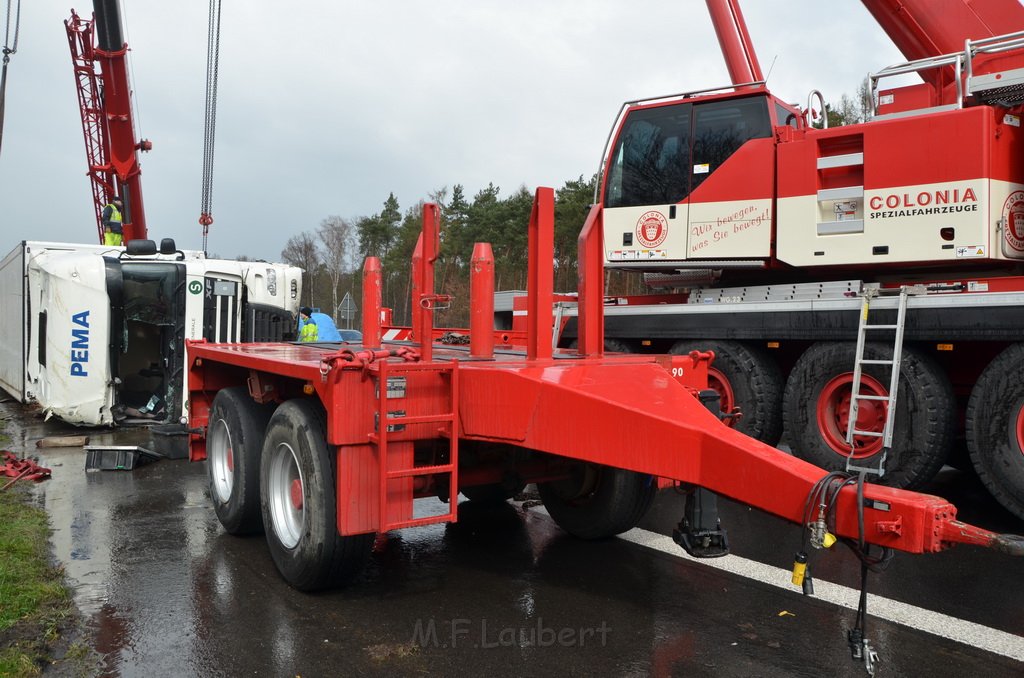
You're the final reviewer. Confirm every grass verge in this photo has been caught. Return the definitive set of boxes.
[0,482,74,677]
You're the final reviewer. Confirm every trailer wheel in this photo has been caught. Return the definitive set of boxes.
[207,387,274,535]
[784,342,953,489]
[260,399,373,591]
[669,340,783,446]
[965,344,1024,520]
[538,464,656,539]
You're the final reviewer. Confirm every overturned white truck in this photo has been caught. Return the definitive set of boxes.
[0,239,302,428]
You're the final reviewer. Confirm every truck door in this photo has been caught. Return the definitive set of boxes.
[685,96,775,260]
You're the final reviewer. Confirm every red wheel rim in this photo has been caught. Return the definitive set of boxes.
[290,478,304,510]
[1016,404,1024,456]
[707,367,736,428]
[816,373,889,458]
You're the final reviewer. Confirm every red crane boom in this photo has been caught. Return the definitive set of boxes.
[65,1,149,244]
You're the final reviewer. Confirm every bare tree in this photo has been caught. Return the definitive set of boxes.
[281,232,321,306]
[318,215,355,322]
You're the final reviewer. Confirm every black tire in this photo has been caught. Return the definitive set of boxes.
[207,387,275,535]
[670,339,784,446]
[566,338,632,353]
[602,338,631,353]
[783,342,954,489]
[538,464,656,539]
[965,343,1024,520]
[260,399,374,591]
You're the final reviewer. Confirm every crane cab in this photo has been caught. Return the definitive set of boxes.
[601,86,795,272]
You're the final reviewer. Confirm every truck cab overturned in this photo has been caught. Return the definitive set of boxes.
[0,239,302,427]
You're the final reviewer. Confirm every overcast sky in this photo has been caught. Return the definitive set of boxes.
[0,1,905,262]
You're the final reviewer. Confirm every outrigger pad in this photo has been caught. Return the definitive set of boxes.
[673,522,730,558]
[673,487,730,558]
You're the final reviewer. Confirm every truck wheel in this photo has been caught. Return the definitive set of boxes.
[260,399,374,591]
[567,338,632,353]
[784,342,953,489]
[538,463,656,539]
[669,340,783,446]
[207,387,274,535]
[965,344,1024,520]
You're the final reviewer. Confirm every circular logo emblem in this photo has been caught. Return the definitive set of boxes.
[188,280,204,295]
[636,211,668,248]
[1004,191,1024,252]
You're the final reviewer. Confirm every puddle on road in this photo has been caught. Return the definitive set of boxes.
[1,401,218,672]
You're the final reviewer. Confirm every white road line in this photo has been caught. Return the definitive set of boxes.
[618,526,1024,662]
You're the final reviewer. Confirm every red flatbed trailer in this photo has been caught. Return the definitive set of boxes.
[187,186,1021,575]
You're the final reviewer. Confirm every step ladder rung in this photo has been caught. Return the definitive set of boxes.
[387,463,455,479]
[386,514,453,530]
[385,413,454,426]
[863,324,898,330]
[850,429,885,438]
[853,394,891,402]
[858,359,893,365]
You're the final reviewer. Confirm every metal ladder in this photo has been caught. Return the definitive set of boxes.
[845,285,924,477]
[371,360,459,531]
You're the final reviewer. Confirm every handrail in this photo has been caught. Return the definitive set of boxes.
[870,29,1024,117]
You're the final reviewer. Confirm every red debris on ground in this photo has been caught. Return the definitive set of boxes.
[1,450,52,490]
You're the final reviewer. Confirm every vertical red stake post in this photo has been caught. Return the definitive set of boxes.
[362,256,382,348]
[527,187,555,360]
[470,242,495,359]
[576,204,605,357]
[416,204,441,363]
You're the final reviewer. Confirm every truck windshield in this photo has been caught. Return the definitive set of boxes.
[605,95,771,208]
[121,262,179,325]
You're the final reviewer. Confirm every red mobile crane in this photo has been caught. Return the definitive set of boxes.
[520,0,1024,521]
[65,0,149,244]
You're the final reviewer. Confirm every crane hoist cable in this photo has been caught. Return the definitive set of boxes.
[199,0,223,255]
[0,0,21,160]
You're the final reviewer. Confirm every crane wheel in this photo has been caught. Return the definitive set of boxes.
[260,399,374,591]
[207,387,275,535]
[784,342,954,489]
[538,463,656,539]
[966,343,1024,521]
[670,339,783,446]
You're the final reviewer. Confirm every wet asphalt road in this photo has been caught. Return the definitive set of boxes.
[5,400,1023,677]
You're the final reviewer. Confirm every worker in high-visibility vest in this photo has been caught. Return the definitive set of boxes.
[102,197,124,246]
[299,307,318,342]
